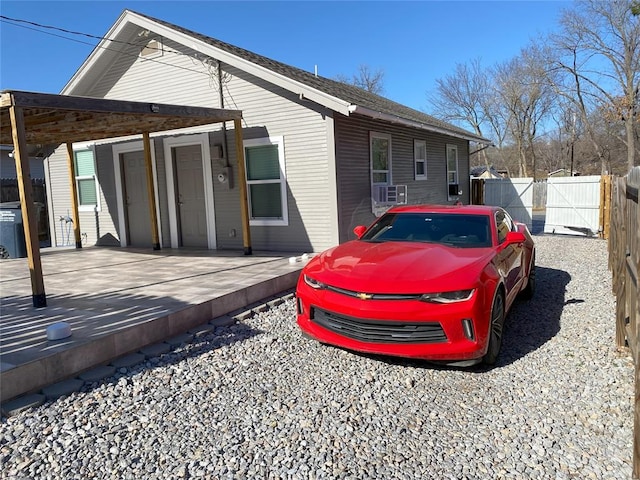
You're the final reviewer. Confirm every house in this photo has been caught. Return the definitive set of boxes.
[548,168,580,177]
[470,165,504,179]
[1,145,46,181]
[44,9,490,253]
[1,144,49,243]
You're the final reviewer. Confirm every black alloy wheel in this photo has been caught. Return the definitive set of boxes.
[483,290,505,365]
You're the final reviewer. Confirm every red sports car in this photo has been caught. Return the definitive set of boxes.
[295,204,535,366]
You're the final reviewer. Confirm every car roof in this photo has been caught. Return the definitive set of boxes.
[386,204,499,215]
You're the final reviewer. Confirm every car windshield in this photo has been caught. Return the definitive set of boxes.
[360,212,492,248]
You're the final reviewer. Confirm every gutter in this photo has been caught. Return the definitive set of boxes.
[470,143,494,155]
[347,105,492,145]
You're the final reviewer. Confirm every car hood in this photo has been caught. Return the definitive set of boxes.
[305,240,494,293]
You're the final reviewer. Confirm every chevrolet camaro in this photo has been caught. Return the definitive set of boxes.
[295,204,535,366]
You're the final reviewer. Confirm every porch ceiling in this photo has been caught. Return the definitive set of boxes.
[0,90,243,146]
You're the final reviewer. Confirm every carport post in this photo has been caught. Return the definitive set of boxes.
[234,118,252,255]
[9,104,46,307]
[65,143,82,249]
[143,132,160,250]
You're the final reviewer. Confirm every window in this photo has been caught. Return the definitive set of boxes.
[446,144,459,197]
[370,132,392,205]
[244,136,288,226]
[414,140,427,180]
[371,133,391,185]
[73,148,99,211]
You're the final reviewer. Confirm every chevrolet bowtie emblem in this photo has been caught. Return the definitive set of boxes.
[357,292,373,300]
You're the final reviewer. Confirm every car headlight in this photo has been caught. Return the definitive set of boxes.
[420,289,475,304]
[303,274,326,290]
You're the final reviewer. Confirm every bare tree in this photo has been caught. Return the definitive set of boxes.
[335,64,385,95]
[428,59,493,166]
[494,45,555,179]
[555,0,640,170]
[546,38,611,173]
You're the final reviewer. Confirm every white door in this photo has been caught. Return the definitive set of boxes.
[174,145,208,247]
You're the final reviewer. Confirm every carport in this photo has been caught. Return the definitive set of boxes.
[0,90,251,308]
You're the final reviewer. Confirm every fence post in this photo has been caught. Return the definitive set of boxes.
[600,175,612,239]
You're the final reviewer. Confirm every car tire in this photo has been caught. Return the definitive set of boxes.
[483,289,505,366]
[520,253,536,300]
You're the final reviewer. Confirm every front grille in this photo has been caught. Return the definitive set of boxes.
[311,308,447,344]
[325,284,421,300]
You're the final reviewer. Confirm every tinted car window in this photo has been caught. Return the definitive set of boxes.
[361,212,491,248]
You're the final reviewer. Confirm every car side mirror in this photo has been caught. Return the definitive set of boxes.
[353,225,367,238]
[505,231,526,244]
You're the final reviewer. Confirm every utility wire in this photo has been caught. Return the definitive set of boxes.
[0,15,213,78]
[1,15,130,45]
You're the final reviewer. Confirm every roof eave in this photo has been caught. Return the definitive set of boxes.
[62,10,132,95]
[347,105,492,144]
[66,10,353,115]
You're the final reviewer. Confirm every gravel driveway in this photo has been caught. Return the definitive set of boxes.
[0,235,634,479]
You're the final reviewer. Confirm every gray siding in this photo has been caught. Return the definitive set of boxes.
[46,144,119,247]
[334,114,470,243]
[66,34,334,253]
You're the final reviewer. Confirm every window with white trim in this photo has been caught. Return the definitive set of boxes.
[244,136,288,226]
[414,140,427,180]
[73,148,100,211]
[370,132,392,203]
[446,144,459,197]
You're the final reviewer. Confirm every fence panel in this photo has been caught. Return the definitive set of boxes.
[544,175,602,236]
[608,166,640,478]
[482,177,534,228]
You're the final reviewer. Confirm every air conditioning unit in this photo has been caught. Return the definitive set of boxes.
[372,185,407,216]
[373,185,407,205]
[449,184,461,196]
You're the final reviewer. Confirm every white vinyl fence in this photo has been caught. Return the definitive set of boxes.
[544,175,602,236]
[482,177,534,229]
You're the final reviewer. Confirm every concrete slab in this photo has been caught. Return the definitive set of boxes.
[1,393,45,417]
[166,333,194,347]
[110,353,146,370]
[209,315,236,327]
[139,343,172,358]
[188,323,219,338]
[41,379,84,400]
[78,365,117,383]
[0,246,304,404]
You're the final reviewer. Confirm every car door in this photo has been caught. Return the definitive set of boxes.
[494,210,524,306]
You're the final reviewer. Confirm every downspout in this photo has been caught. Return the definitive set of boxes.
[218,60,230,168]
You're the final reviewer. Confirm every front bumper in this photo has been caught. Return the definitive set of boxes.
[295,280,492,362]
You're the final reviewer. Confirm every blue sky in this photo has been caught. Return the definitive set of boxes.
[0,1,571,112]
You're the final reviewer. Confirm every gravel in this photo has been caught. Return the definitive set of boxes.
[0,235,634,479]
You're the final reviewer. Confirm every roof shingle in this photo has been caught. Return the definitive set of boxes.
[133,10,490,144]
